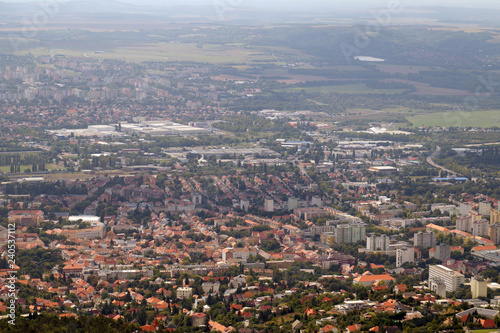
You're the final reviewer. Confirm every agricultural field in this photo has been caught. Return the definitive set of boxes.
[275,83,410,95]
[407,110,500,128]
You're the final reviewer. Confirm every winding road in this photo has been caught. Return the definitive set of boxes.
[426,146,458,177]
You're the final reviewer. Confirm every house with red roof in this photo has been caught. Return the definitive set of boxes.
[346,324,362,332]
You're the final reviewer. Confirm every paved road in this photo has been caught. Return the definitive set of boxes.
[426,146,458,176]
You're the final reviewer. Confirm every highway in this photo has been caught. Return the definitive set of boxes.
[426,146,458,177]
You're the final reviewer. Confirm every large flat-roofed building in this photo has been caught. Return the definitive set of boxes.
[368,166,397,175]
[428,265,465,293]
[354,274,395,288]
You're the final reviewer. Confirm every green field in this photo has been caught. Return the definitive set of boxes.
[275,83,409,95]
[407,110,500,128]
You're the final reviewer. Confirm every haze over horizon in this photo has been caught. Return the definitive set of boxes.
[1,0,500,11]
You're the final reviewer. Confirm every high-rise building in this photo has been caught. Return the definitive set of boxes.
[264,199,274,212]
[459,203,472,216]
[472,219,489,237]
[366,234,390,252]
[414,231,436,248]
[471,276,487,299]
[191,193,203,206]
[396,247,414,268]
[489,224,500,245]
[240,199,250,212]
[456,216,472,233]
[434,244,451,261]
[470,211,482,222]
[334,223,366,244]
[428,265,465,293]
[429,279,447,298]
[479,202,492,216]
[491,209,500,224]
[288,197,298,210]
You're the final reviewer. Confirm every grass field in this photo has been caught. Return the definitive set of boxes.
[376,64,437,74]
[407,110,500,128]
[275,83,409,94]
[16,43,278,64]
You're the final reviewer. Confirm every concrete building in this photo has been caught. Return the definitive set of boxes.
[60,223,106,240]
[191,193,203,206]
[470,211,483,223]
[456,216,472,233]
[479,202,492,216]
[433,244,451,261]
[366,234,390,252]
[240,199,250,212]
[459,203,472,216]
[177,286,193,299]
[294,207,331,220]
[264,199,274,212]
[396,247,414,268]
[320,232,335,246]
[428,265,465,293]
[335,223,366,244]
[8,210,44,227]
[288,197,298,210]
[429,279,447,298]
[222,247,258,263]
[471,276,488,299]
[202,281,220,294]
[489,224,500,245]
[311,196,322,208]
[414,231,436,248]
[491,209,500,224]
[472,219,489,237]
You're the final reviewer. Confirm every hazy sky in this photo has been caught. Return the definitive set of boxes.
[107,0,500,10]
[1,0,500,10]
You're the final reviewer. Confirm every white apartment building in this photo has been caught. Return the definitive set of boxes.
[177,286,193,298]
[366,234,390,252]
[264,199,274,212]
[396,247,414,268]
[428,265,465,293]
[472,219,489,237]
